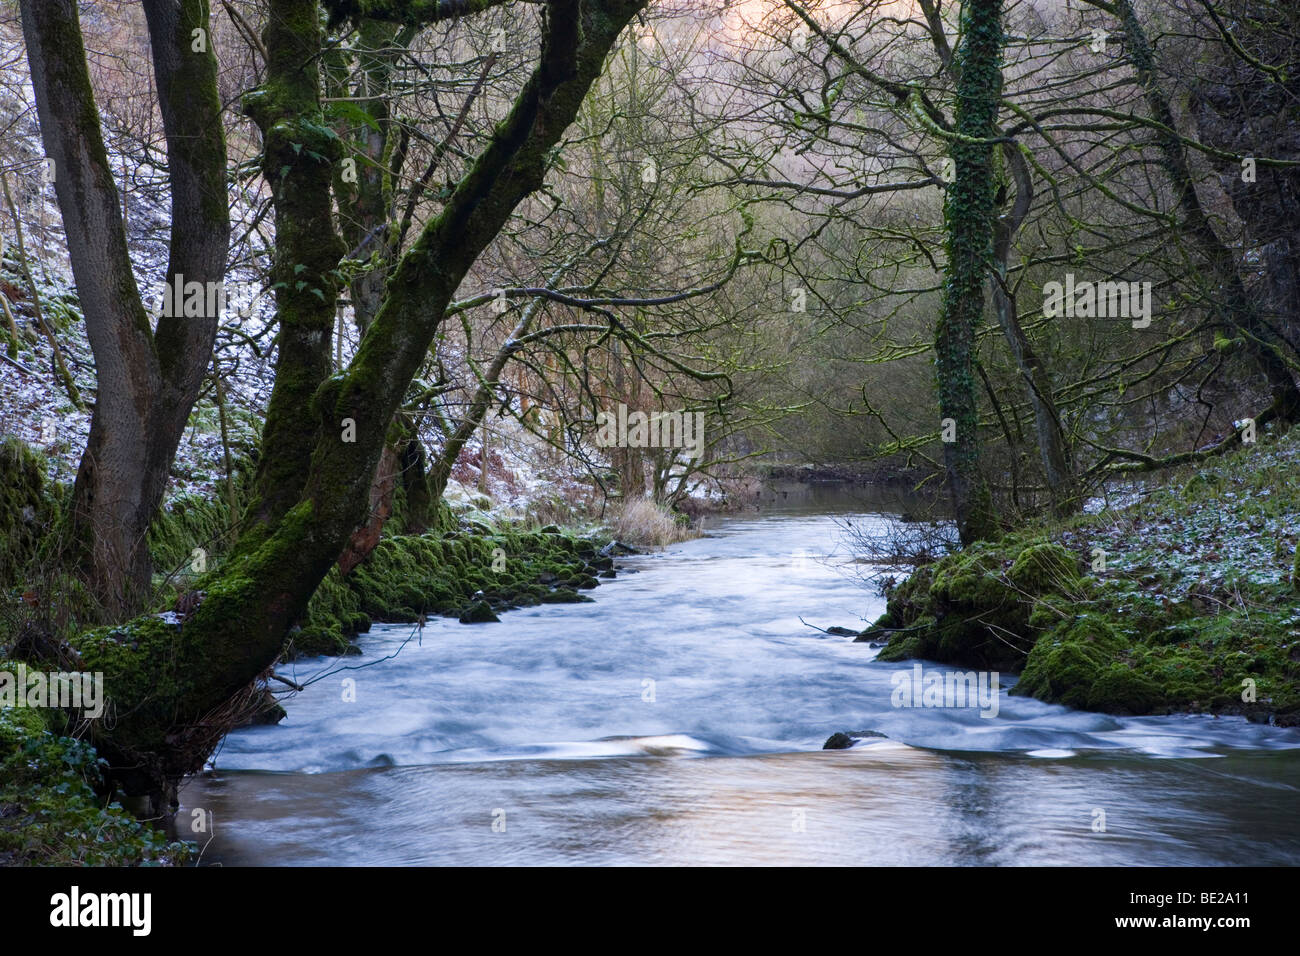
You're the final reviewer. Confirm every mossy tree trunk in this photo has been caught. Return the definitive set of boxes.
[239,0,349,540]
[920,0,1078,518]
[934,0,1004,545]
[89,0,647,798]
[400,436,434,533]
[19,0,230,618]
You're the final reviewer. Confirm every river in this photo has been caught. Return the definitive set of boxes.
[182,485,1300,865]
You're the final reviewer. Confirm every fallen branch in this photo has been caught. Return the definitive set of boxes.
[798,616,860,637]
[0,351,37,375]
[268,672,305,692]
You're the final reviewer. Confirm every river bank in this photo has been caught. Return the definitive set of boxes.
[0,696,194,865]
[0,522,622,864]
[863,428,1300,724]
[0,429,650,862]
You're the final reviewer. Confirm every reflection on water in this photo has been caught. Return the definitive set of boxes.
[188,748,1300,866]
[748,478,948,519]
[183,489,1300,866]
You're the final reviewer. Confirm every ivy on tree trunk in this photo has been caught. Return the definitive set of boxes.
[934,0,1003,545]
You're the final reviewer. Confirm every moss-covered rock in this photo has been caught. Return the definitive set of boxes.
[930,545,1010,609]
[1087,663,1164,714]
[1007,542,1080,593]
[291,524,607,653]
[869,542,1037,670]
[458,600,500,624]
[539,587,592,604]
[1012,614,1126,709]
[287,566,369,657]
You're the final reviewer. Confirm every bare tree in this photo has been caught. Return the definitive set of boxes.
[20,0,230,617]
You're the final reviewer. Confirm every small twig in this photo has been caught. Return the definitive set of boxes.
[221,0,269,64]
[0,351,37,375]
[980,619,1035,657]
[268,672,304,691]
[860,622,936,634]
[798,615,837,634]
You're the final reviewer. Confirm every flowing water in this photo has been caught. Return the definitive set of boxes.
[183,485,1300,865]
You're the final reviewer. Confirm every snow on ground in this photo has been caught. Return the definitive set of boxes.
[0,19,268,494]
[0,17,689,517]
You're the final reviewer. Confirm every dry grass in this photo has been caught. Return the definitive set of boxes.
[608,497,697,548]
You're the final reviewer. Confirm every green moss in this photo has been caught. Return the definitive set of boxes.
[873,626,931,664]
[289,623,352,657]
[291,524,605,651]
[458,600,500,624]
[1087,664,1164,713]
[871,429,1300,719]
[0,437,58,592]
[148,493,234,578]
[1009,602,1300,717]
[63,616,188,785]
[539,587,593,604]
[290,565,367,658]
[930,545,1011,609]
[0,675,192,866]
[1012,615,1126,709]
[868,543,1035,670]
[1007,542,1080,593]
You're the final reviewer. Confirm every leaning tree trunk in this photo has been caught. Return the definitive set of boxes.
[426,287,560,501]
[80,0,647,802]
[991,141,1079,515]
[934,0,1004,545]
[21,0,229,618]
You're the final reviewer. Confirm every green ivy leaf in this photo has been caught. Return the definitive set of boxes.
[327,101,382,133]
